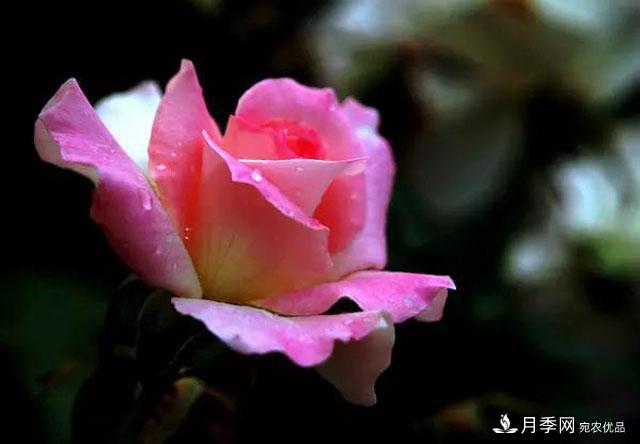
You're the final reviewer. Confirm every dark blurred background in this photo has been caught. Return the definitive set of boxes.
[3,0,639,443]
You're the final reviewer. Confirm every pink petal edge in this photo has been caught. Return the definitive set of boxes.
[34,79,201,298]
[188,132,332,301]
[203,132,329,233]
[257,271,456,323]
[316,313,395,405]
[149,59,222,237]
[240,157,366,215]
[235,78,368,253]
[235,78,362,161]
[172,297,394,405]
[328,98,396,278]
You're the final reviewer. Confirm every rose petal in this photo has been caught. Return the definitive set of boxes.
[236,79,367,251]
[241,157,365,215]
[222,115,280,160]
[257,271,455,323]
[149,59,222,236]
[413,288,450,322]
[189,132,331,302]
[34,79,201,298]
[171,297,394,405]
[316,313,394,405]
[328,98,396,277]
[316,172,367,253]
[95,81,162,173]
[236,78,363,160]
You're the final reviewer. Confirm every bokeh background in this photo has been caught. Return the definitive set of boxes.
[3,0,639,443]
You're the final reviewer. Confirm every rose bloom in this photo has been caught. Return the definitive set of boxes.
[34,60,454,405]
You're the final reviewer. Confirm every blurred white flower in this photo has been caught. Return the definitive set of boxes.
[555,124,640,253]
[311,0,639,100]
[506,230,567,284]
[508,122,640,283]
[311,0,639,224]
[554,157,621,237]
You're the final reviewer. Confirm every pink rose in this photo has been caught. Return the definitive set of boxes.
[34,60,454,405]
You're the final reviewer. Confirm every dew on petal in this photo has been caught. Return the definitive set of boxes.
[138,190,152,211]
[251,170,263,182]
[403,298,417,309]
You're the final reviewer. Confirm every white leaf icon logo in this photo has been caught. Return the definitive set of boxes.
[501,414,510,430]
[493,414,518,433]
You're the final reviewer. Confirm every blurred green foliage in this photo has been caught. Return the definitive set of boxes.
[0,272,108,443]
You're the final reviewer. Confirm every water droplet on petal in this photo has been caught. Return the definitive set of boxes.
[251,170,263,182]
[139,191,152,211]
[295,166,304,172]
[403,298,417,309]
[156,164,167,171]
